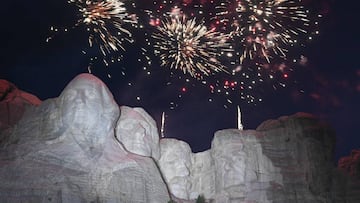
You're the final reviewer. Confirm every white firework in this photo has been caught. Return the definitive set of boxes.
[153,15,233,78]
[70,0,138,62]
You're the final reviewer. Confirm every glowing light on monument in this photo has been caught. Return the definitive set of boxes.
[237,105,243,130]
[161,111,166,137]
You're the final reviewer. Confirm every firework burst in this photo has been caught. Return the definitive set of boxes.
[215,0,314,65]
[68,0,138,65]
[152,15,233,78]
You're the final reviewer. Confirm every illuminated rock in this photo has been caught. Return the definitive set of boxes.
[159,138,192,200]
[189,150,215,199]
[0,74,169,202]
[211,129,282,202]
[1,74,359,203]
[116,106,160,160]
[159,113,344,202]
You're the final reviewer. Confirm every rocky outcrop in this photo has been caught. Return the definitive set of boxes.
[0,79,41,133]
[332,150,360,203]
[0,74,359,203]
[338,149,360,178]
[0,74,169,202]
[255,113,336,202]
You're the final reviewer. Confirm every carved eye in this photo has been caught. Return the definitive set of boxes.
[85,89,97,99]
[63,89,77,101]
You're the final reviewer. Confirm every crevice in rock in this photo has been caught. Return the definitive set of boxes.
[151,156,173,202]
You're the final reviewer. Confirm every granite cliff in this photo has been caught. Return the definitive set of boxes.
[0,74,358,203]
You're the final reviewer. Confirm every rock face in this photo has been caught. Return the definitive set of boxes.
[158,114,359,203]
[0,74,169,203]
[338,149,360,178]
[1,74,359,203]
[211,130,283,202]
[255,113,336,202]
[116,106,161,160]
[159,139,193,200]
[333,150,360,203]
[0,80,41,133]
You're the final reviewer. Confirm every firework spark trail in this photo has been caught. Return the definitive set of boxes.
[215,0,312,65]
[141,2,272,104]
[152,14,233,78]
[68,0,138,65]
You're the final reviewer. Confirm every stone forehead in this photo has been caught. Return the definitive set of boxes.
[58,73,119,118]
[60,73,113,98]
[65,73,106,90]
[160,139,192,156]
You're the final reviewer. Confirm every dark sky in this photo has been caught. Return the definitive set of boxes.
[1,0,359,162]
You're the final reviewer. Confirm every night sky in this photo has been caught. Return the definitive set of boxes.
[1,0,359,162]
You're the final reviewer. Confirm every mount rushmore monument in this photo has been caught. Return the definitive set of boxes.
[0,74,359,202]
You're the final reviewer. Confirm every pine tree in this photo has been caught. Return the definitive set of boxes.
[196,194,205,203]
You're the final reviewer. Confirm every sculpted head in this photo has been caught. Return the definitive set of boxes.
[159,139,192,199]
[58,73,119,149]
[116,106,160,159]
[212,131,247,189]
[160,139,192,177]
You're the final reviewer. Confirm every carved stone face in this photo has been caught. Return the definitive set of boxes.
[159,139,192,199]
[216,142,246,188]
[59,74,118,150]
[160,141,191,177]
[213,133,248,191]
[116,106,160,159]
